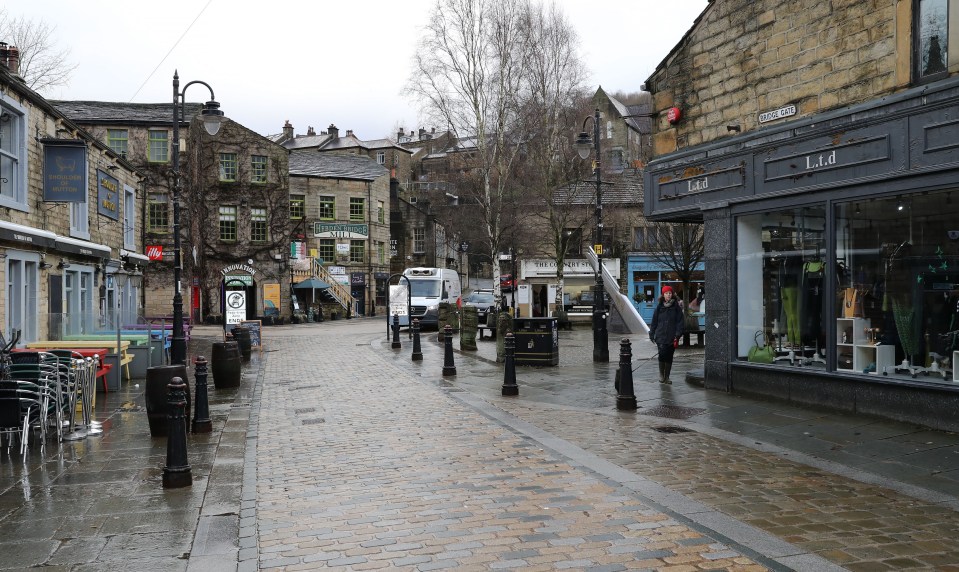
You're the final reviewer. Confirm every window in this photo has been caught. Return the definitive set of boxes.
[319,196,335,220]
[148,130,169,162]
[413,228,426,253]
[350,197,365,221]
[70,193,89,239]
[376,151,386,165]
[915,0,949,83]
[318,238,335,262]
[6,254,39,342]
[219,153,238,181]
[123,184,136,249]
[219,206,237,241]
[377,200,385,223]
[0,99,27,210]
[349,240,365,263]
[251,207,268,242]
[563,228,582,257]
[290,194,305,220]
[107,129,128,158]
[251,155,268,183]
[633,227,645,250]
[148,194,169,233]
[377,241,386,264]
[735,206,825,365]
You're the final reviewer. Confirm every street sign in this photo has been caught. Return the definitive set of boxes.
[594,244,603,255]
[225,291,246,325]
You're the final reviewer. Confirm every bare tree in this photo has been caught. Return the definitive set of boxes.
[0,9,76,92]
[407,0,531,295]
[646,221,705,321]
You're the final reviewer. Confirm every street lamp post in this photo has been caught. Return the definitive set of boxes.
[171,71,225,365]
[575,108,609,362]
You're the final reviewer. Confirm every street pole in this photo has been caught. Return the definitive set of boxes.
[171,71,224,365]
[576,108,609,362]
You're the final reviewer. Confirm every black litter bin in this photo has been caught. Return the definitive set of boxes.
[513,317,559,366]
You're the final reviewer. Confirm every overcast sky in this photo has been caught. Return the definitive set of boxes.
[13,0,709,140]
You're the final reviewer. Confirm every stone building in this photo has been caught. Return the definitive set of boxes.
[0,57,144,343]
[288,151,390,315]
[53,101,291,325]
[643,0,959,430]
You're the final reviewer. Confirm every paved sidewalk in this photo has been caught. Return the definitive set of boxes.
[1,318,958,571]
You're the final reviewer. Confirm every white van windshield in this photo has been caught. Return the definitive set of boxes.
[408,279,442,297]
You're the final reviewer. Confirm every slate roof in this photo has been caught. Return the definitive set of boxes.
[552,169,644,206]
[289,151,389,180]
[607,93,653,134]
[50,100,202,125]
[282,133,334,150]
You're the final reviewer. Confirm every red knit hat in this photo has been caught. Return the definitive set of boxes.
[661,285,674,295]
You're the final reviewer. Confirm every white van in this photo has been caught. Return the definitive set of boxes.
[402,267,462,329]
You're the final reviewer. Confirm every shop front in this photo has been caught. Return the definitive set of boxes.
[645,79,959,430]
[519,258,620,320]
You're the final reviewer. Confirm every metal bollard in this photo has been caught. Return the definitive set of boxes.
[192,356,212,434]
[411,318,423,361]
[442,324,456,376]
[616,338,637,410]
[501,332,518,396]
[163,376,193,488]
[391,313,402,349]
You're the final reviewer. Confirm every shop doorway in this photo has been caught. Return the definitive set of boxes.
[222,277,256,321]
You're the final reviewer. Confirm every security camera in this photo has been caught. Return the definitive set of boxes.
[948,230,959,240]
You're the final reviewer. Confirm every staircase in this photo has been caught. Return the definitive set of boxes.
[311,259,356,315]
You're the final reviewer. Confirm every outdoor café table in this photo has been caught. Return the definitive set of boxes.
[25,341,132,381]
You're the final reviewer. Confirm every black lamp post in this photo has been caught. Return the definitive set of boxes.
[171,71,225,365]
[575,108,609,362]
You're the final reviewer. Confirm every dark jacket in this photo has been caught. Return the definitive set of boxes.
[650,298,684,345]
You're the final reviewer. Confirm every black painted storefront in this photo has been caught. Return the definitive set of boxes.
[644,78,959,431]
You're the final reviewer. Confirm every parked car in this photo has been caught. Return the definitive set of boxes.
[499,274,515,292]
[463,289,496,324]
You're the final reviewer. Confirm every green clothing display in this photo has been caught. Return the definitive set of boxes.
[781,287,800,345]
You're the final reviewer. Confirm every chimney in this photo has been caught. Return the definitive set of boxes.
[397,128,405,140]
[282,120,294,141]
[307,126,316,136]
[0,43,20,75]
[328,124,339,138]
[346,129,353,137]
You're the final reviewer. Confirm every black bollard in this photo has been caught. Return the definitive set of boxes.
[616,338,637,410]
[442,324,456,377]
[192,356,212,433]
[411,318,423,361]
[391,313,402,349]
[502,332,518,396]
[163,376,193,488]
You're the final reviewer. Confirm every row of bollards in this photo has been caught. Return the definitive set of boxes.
[389,316,639,411]
[162,353,224,489]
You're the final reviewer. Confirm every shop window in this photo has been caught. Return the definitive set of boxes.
[915,0,949,83]
[835,191,958,381]
[736,206,826,366]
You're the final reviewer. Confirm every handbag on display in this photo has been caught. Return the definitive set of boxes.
[747,331,775,364]
[842,287,863,318]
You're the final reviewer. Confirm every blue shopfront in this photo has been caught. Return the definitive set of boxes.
[627,256,705,325]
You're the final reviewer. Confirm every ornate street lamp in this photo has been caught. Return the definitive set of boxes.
[171,71,225,365]
[575,108,609,362]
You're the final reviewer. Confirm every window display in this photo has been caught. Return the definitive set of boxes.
[737,191,959,384]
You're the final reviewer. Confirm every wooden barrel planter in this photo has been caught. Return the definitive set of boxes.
[211,341,241,388]
[145,365,191,438]
[231,326,252,360]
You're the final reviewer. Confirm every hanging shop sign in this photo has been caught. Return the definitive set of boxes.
[313,223,369,238]
[42,140,87,203]
[97,169,120,220]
